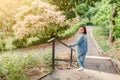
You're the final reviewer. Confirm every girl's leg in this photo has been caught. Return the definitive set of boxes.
[80,54,86,67]
[76,53,82,67]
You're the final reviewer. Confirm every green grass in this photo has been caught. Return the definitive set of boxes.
[93,27,120,61]
[93,27,110,52]
[0,50,52,80]
[97,40,110,51]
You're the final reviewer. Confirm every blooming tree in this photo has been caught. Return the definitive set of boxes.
[12,0,79,40]
[12,0,66,39]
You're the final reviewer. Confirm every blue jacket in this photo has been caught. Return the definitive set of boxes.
[70,33,88,54]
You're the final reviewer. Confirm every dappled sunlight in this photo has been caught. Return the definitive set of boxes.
[0,0,33,16]
[86,55,110,60]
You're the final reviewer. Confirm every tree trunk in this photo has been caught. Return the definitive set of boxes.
[109,19,115,43]
[109,4,117,44]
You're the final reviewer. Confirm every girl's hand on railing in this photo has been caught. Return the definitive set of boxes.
[68,45,70,47]
[68,45,72,48]
[69,45,73,47]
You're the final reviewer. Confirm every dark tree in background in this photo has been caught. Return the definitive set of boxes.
[109,0,117,44]
[43,0,101,19]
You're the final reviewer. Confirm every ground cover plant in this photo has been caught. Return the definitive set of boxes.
[0,49,53,80]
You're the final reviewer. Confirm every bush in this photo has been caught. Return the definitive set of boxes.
[0,39,6,51]
[12,39,27,48]
[100,25,109,36]
[113,25,120,38]
[0,52,42,80]
[12,0,66,40]
[43,49,52,64]
[5,37,16,50]
[65,10,76,19]
[58,22,85,39]
[75,3,89,18]
[91,2,111,26]
[85,7,98,21]
[27,37,40,46]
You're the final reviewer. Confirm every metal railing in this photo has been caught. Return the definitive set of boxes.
[48,38,76,70]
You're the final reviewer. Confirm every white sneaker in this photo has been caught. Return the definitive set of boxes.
[77,67,84,71]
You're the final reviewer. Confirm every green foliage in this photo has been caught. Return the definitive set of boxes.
[65,10,76,19]
[75,3,89,18]
[93,27,110,51]
[91,0,120,39]
[12,0,67,40]
[75,4,98,22]
[113,5,120,38]
[0,52,42,80]
[43,0,101,19]
[7,63,28,80]
[27,37,41,46]
[98,40,110,51]
[23,52,41,68]
[12,39,27,48]
[113,25,120,38]
[100,22,109,36]
[85,7,98,21]
[91,1,111,26]
[43,0,77,19]
[4,37,16,50]
[58,22,85,39]
[0,39,5,51]
[43,49,52,64]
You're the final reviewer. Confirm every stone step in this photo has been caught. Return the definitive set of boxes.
[41,69,120,80]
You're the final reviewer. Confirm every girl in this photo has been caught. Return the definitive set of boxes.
[70,26,88,70]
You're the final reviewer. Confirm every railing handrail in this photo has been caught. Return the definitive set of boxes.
[56,39,76,52]
[48,38,76,52]
[47,37,75,70]
[47,38,56,42]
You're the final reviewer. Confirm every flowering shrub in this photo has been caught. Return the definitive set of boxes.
[12,0,66,40]
[65,16,80,28]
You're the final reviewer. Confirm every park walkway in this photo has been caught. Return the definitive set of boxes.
[41,26,120,80]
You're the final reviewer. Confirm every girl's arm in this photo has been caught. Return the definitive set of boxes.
[70,34,84,47]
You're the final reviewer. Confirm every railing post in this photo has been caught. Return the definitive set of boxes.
[52,40,55,70]
[48,38,75,69]
[70,49,73,67]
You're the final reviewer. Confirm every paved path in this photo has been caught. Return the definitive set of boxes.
[41,26,120,80]
[6,26,99,56]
